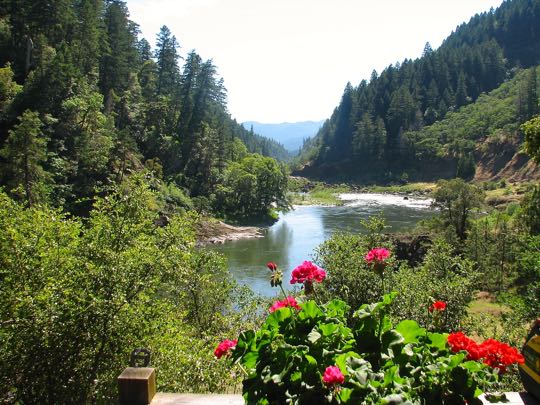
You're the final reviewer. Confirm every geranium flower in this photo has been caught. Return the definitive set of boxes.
[447,332,484,360]
[364,247,390,263]
[429,301,447,312]
[214,339,237,359]
[290,261,326,284]
[447,333,524,371]
[323,366,345,386]
[364,248,391,274]
[267,262,277,271]
[479,338,525,373]
[269,296,301,313]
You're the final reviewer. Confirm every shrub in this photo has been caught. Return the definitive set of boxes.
[0,177,255,402]
[390,239,477,331]
[221,257,524,404]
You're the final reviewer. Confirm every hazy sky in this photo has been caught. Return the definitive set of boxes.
[126,0,504,124]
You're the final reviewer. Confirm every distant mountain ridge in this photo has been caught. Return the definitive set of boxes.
[243,121,324,152]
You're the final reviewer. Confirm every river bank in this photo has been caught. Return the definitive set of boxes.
[196,218,263,245]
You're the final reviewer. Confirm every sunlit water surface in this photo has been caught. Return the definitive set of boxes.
[209,193,435,296]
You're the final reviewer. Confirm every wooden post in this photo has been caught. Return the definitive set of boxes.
[118,367,156,405]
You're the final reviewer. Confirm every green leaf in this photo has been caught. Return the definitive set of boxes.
[290,371,302,382]
[241,351,259,370]
[298,300,323,320]
[395,320,425,344]
[265,307,292,329]
[324,299,350,319]
[304,354,318,367]
[427,332,448,350]
[338,388,352,402]
[319,323,339,337]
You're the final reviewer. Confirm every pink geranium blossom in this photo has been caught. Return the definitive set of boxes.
[290,261,326,284]
[364,248,391,263]
[322,366,345,386]
[269,296,301,313]
[214,339,237,359]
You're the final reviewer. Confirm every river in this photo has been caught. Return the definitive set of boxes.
[210,193,435,296]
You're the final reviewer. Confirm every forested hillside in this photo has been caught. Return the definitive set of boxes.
[296,0,540,182]
[0,0,289,219]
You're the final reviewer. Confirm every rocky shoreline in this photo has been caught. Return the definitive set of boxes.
[196,219,264,245]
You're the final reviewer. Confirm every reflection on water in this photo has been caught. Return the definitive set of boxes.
[209,194,435,296]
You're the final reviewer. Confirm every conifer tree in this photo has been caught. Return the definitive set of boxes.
[0,110,50,205]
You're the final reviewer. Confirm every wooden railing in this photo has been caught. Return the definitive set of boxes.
[117,366,537,405]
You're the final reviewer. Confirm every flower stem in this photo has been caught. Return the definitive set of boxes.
[278,283,288,301]
[236,362,249,377]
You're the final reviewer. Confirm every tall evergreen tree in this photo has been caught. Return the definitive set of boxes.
[0,110,49,205]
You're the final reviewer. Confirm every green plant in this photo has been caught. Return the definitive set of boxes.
[218,256,523,404]
[224,293,509,404]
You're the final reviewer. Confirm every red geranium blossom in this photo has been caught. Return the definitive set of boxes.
[214,339,237,359]
[479,338,525,373]
[267,262,277,271]
[290,261,326,285]
[447,332,484,360]
[429,301,447,312]
[269,296,301,313]
[323,366,345,386]
[447,332,524,372]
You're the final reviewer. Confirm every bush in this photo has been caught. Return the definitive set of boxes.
[390,239,477,331]
[0,177,256,403]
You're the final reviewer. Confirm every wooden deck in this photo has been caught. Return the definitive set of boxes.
[150,392,538,404]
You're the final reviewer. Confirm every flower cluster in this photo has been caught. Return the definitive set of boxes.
[322,366,345,386]
[481,338,526,373]
[269,296,301,313]
[364,247,390,274]
[290,261,326,284]
[447,332,524,373]
[214,339,237,359]
[364,248,391,263]
[429,301,447,312]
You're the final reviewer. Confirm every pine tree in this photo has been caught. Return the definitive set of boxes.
[0,110,50,205]
[154,25,181,97]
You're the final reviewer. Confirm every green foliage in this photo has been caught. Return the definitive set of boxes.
[216,154,289,220]
[0,178,252,403]
[391,239,476,331]
[465,212,520,291]
[0,109,50,205]
[431,179,484,241]
[0,63,21,118]
[316,220,476,332]
[231,294,498,404]
[519,184,540,235]
[522,115,540,163]
[0,0,290,220]
[515,235,540,318]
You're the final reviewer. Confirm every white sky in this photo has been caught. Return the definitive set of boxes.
[126,0,504,124]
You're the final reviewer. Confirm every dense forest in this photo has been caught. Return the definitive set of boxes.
[296,0,540,182]
[0,0,289,220]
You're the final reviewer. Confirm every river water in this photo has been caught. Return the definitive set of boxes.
[210,193,435,296]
